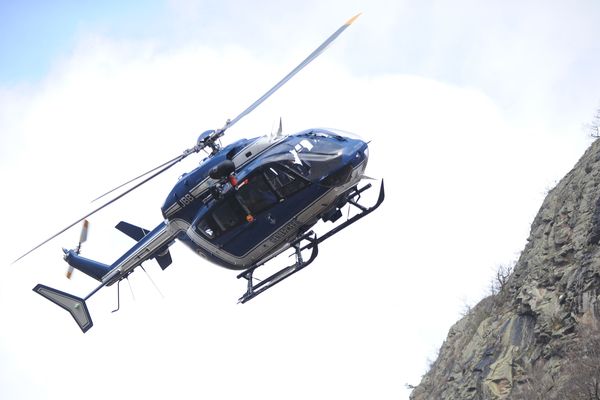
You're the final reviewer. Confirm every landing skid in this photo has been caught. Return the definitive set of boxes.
[237,180,385,303]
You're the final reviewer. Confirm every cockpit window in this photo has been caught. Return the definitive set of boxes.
[264,166,308,198]
[260,135,346,182]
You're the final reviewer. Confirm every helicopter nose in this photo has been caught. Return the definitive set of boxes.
[362,146,369,161]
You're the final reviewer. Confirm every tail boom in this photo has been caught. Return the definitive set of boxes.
[63,249,112,281]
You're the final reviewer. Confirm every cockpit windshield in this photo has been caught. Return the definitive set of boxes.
[261,130,349,182]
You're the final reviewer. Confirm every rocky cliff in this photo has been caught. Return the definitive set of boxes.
[410,139,600,399]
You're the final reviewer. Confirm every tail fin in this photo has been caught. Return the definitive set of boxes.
[33,284,93,333]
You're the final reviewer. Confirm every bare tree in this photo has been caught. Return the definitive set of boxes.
[489,263,514,296]
[588,108,600,139]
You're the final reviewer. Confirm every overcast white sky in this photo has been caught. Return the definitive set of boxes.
[1,1,600,399]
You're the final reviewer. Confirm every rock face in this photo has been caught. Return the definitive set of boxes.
[410,139,600,399]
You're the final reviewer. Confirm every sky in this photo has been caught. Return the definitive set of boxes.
[1,1,600,399]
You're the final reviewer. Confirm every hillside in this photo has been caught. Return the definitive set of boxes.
[410,138,600,399]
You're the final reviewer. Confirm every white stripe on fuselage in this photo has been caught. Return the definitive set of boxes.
[101,222,179,283]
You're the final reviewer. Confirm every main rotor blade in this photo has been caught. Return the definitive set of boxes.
[222,13,361,133]
[12,152,188,264]
[91,154,184,203]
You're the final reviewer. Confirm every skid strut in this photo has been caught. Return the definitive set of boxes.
[238,232,319,303]
[237,180,385,303]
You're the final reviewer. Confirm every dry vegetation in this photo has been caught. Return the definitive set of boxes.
[512,325,600,400]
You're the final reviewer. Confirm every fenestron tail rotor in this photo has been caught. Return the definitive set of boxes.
[12,13,361,264]
[66,220,89,279]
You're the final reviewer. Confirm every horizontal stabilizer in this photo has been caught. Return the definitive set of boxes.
[115,221,149,241]
[33,284,93,333]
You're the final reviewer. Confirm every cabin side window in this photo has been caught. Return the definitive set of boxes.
[212,196,246,231]
[236,173,278,214]
[195,164,308,240]
[196,172,280,239]
[196,196,245,239]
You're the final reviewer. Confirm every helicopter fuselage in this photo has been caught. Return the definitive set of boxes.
[161,128,369,270]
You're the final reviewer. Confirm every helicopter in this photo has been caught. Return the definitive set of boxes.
[15,13,384,333]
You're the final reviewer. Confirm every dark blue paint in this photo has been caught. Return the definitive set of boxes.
[162,128,369,270]
[63,250,111,281]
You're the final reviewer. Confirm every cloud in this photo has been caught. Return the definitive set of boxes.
[0,9,596,398]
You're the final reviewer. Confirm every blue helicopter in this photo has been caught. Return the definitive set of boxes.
[15,14,384,333]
